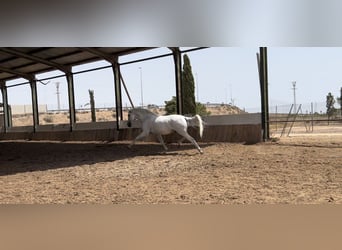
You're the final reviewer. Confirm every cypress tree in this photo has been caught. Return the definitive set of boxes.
[182,54,196,115]
[164,53,209,116]
[89,89,96,122]
[164,96,177,115]
[326,92,336,119]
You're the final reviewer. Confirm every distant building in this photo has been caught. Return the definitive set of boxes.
[9,104,47,115]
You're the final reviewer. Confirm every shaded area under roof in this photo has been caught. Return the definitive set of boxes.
[0,47,153,82]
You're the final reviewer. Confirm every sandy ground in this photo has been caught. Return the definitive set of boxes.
[0,131,341,204]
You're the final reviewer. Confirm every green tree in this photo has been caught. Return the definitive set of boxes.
[164,54,209,116]
[164,96,211,116]
[88,89,96,122]
[337,96,341,111]
[164,96,177,115]
[338,87,342,115]
[196,102,211,116]
[182,54,196,115]
[326,92,336,118]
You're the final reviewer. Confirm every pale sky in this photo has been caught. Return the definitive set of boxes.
[2,47,342,113]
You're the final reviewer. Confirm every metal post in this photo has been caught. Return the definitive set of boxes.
[171,47,183,114]
[30,78,39,132]
[120,72,135,108]
[262,47,270,140]
[257,47,270,141]
[275,105,278,132]
[0,81,10,132]
[311,102,314,132]
[113,59,123,130]
[66,71,76,131]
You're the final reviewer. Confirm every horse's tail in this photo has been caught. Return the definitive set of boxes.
[195,115,204,138]
[186,115,204,138]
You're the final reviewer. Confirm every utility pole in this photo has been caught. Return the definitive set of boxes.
[230,83,234,106]
[139,67,143,108]
[55,82,61,111]
[195,72,199,102]
[340,87,342,116]
[292,81,297,113]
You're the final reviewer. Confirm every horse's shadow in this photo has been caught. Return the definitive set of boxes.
[0,141,213,176]
[127,142,213,156]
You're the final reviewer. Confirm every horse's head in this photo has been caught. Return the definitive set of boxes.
[127,108,154,127]
[127,110,133,127]
[127,109,138,127]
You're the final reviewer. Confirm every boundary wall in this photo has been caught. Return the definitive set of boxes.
[0,114,262,144]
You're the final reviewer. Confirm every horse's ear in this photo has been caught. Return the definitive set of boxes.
[127,107,135,113]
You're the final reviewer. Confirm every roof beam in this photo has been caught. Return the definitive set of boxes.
[0,66,34,80]
[115,47,156,57]
[78,48,117,64]
[79,47,156,64]
[0,48,70,73]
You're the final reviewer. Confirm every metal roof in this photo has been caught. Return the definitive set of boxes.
[0,47,153,82]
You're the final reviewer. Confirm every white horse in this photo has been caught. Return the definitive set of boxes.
[127,108,204,153]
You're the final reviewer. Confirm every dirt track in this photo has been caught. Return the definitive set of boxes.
[0,132,341,204]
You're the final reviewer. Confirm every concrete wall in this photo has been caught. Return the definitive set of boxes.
[203,113,260,125]
[0,114,262,144]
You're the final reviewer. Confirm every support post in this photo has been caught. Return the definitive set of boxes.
[113,59,123,130]
[257,47,270,141]
[311,102,314,132]
[171,47,183,115]
[120,72,134,108]
[0,81,10,132]
[30,78,39,132]
[66,71,76,131]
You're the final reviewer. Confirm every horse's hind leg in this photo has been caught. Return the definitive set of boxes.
[177,130,203,154]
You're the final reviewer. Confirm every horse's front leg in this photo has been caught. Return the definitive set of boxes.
[156,134,168,151]
[129,130,149,149]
